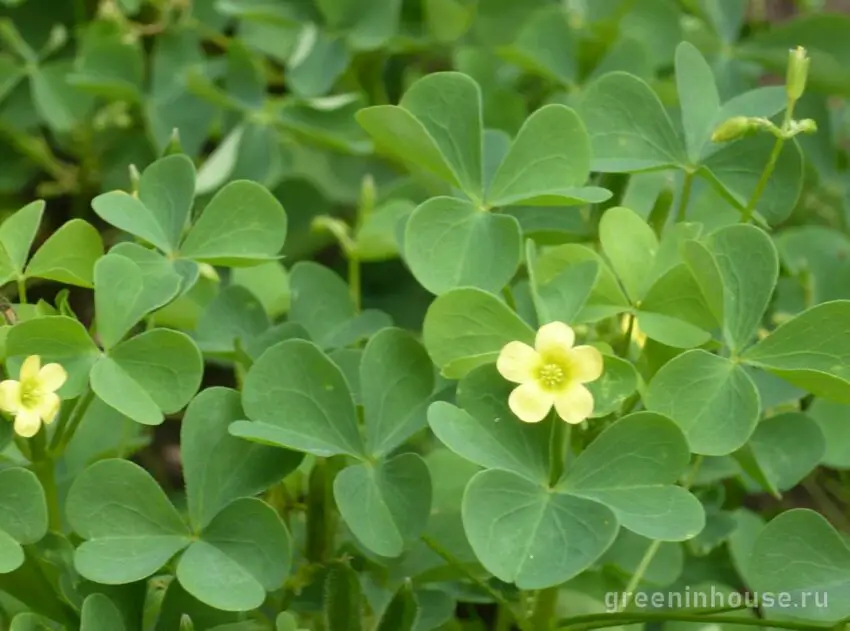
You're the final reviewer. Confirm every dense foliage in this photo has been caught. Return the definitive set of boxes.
[1,0,850,630]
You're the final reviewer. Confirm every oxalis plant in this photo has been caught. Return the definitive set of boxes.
[2,1,850,631]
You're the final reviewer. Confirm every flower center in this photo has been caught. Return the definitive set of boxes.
[537,362,568,390]
[19,380,41,410]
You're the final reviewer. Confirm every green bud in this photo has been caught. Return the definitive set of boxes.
[710,116,753,143]
[786,46,810,101]
[795,118,818,134]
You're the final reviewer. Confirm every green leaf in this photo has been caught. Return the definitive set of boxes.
[602,530,684,587]
[67,459,191,584]
[528,245,599,325]
[486,105,608,206]
[428,365,549,484]
[0,468,47,573]
[560,413,704,541]
[375,582,418,631]
[288,261,391,349]
[0,200,43,274]
[182,387,302,530]
[9,613,64,631]
[94,251,182,349]
[647,350,760,455]
[286,27,349,98]
[361,328,434,457]
[235,339,365,457]
[636,264,715,348]
[355,199,414,262]
[6,316,100,398]
[746,412,825,492]
[91,329,203,426]
[31,61,94,133]
[775,226,850,305]
[422,288,534,379]
[81,593,126,631]
[742,301,850,403]
[25,219,104,288]
[195,285,270,356]
[138,154,197,253]
[578,72,686,172]
[750,509,850,622]
[585,354,639,418]
[675,42,720,163]
[808,399,850,469]
[404,197,521,295]
[358,72,483,198]
[499,6,576,85]
[180,180,287,265]
[231,261,290,318]
[599,206,659,303]
[177,498,291,612]
[91,192,172,254]
[334,453,431,558]
[462,469,617,589]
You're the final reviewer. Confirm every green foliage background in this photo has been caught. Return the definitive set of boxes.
[2,0,850,630]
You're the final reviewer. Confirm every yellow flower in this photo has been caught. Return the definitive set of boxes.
[497,322,604,424]
[0,355,67,438]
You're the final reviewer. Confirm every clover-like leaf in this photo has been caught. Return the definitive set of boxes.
[361,328,435,458]
[675,41,721,163]
[404,197,522,295]
[90,329,203,426]
[67,459,192,584]
[647,350,760,455]
[334,453,432,558]
[80,593,125,631]
[176,498,291,612]
[750,509,850,623]
[182,387,302,530]
[179,180,287,265]
[0,200,43,277]
[6,316,100,398]
[358,72,483,199]
[422,288,534,379]
[428,365,550,484]
[94,250,182,350]
[462,469,618,589]
[25,219,103,288]
[288,261,391,349]
[578,71,687,172]
[742,301,850,403]
[743,412,825,493]
[0,469,47,574]
[195,285,270,357]
[808,398,850,469]
[559,413,705,541]
[486,105,610,207]
[527,242,599,325]
[599,206,659,304]
[234,339,365,458]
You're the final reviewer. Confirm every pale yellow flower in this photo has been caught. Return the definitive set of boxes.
[497,322,604,424]
[0,355,67,438]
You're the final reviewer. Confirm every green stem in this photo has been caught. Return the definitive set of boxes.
[558,612,823,631]
[676,170,695,222]
[49,389,94,455]
[348,254,361,313]
[31,429,60,531]
[619,313,635,358]
[305,457,343,563]
[422,534,531,631]
[741,103,796,224]
[502,286,517,311]
[616,455,703,611]
[531,586,560,630]
[548,415,570,487]
[16,277,26,304]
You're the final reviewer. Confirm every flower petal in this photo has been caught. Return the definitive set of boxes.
[535,321,575,356]
[38,363,67,393]
[508,381,554,423]
[14,409,41,438]
[497,342,540,383]
[19,355,41,382]
[553,384,594,425]
[37,392,61,424]
[0,380,21,414]
[570,345,604,383]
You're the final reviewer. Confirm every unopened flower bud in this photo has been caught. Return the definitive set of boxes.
[786,46,810,102]
[711,116,753,143]
[794,118,818,135]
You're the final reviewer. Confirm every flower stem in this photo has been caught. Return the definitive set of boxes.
[676,170,695,222]
[30,429,61,531]
[616,455,703,611]
[16,277,27,304]
[741,103,795,224]
[49,389,94,455]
